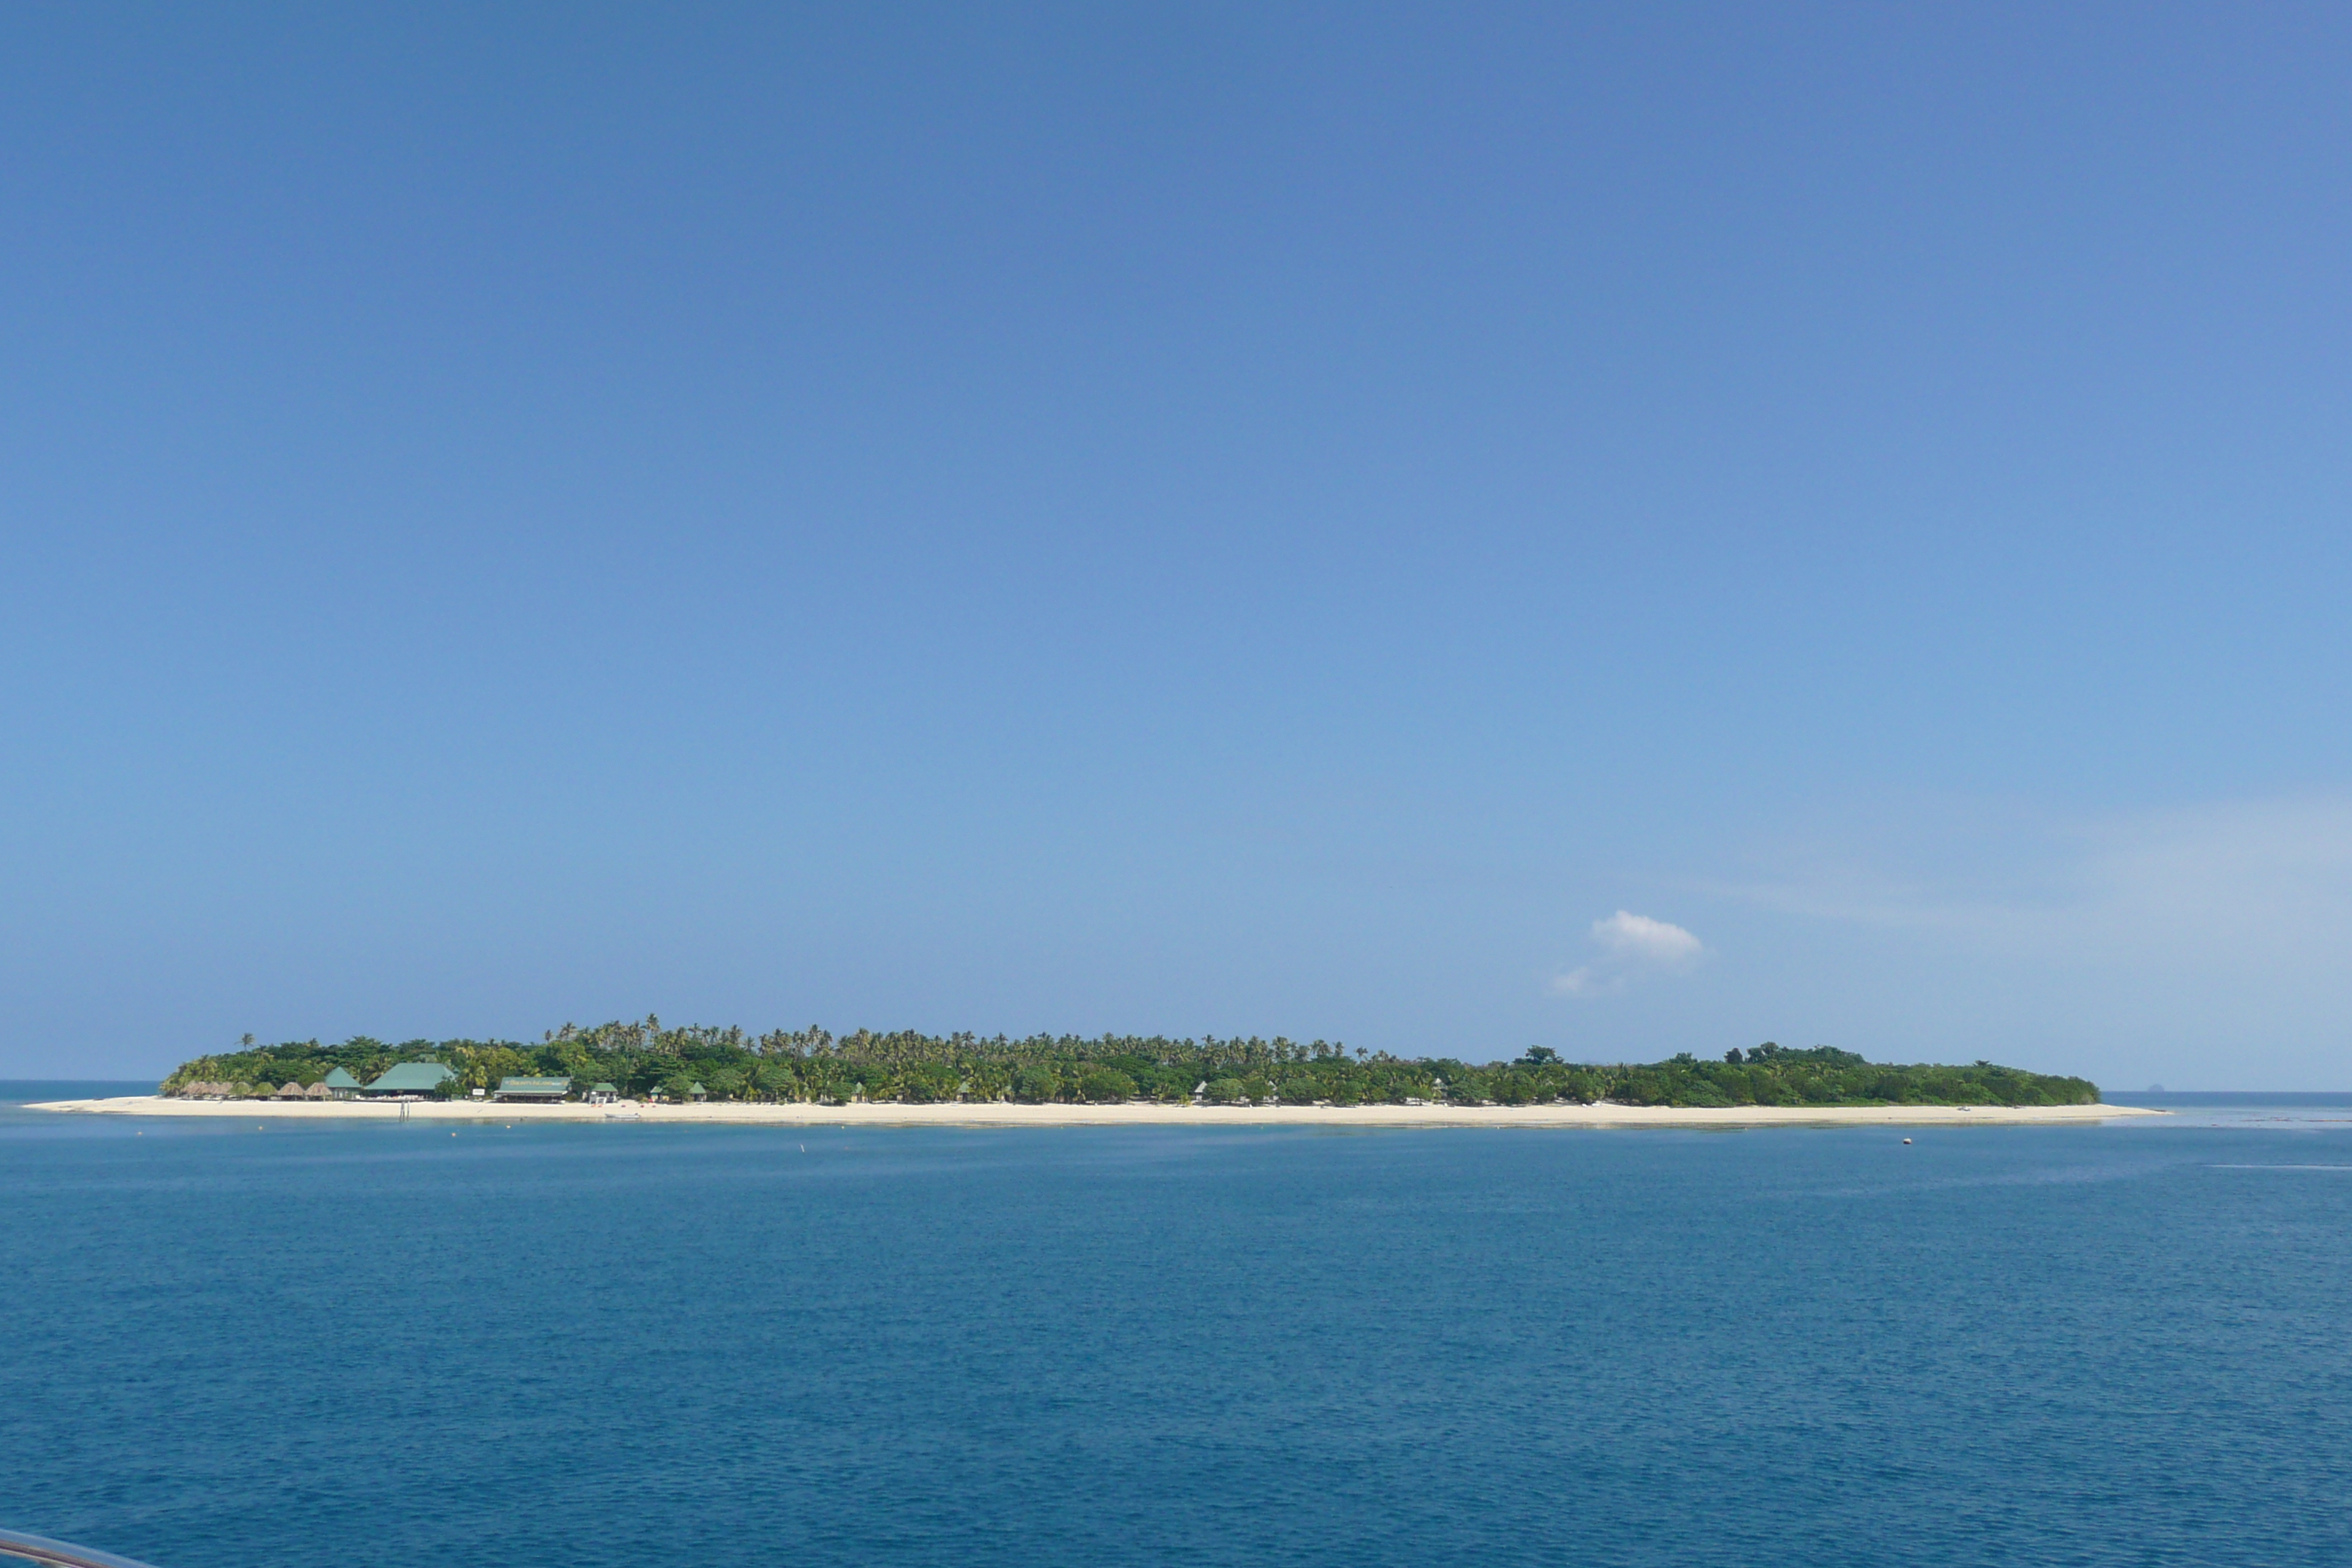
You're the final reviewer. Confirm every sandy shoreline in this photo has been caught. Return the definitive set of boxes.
[26,1095,2162,1128]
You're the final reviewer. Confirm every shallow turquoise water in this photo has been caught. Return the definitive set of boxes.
[4,1087,2349,1567]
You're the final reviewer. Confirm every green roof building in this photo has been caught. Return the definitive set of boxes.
[494,1076,571,1102]
[361,1062,455,1097]
[321,1067,363,1099]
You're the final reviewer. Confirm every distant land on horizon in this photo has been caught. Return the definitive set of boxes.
[152,1019,2100,1110]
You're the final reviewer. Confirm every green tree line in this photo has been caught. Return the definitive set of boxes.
[158,1022,2099,1108]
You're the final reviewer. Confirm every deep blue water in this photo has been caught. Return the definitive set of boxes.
[5,1086,2351,1567]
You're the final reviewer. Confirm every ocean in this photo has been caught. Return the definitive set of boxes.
[5,1083,2349,1567]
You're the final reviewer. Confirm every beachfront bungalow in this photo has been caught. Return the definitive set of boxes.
[585,1082,619,1104]
[274,1082,306,1098]
[687,1082,708,1102]
[494,1076,571,1103]
[321,1067,363,1100]
[360,1062,456,1098]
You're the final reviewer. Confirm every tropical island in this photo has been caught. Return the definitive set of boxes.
[145,1018,2101,1109]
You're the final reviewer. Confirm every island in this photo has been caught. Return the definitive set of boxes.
[26,1019,2157,1126]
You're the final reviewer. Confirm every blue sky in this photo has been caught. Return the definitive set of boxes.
[5,4,2350,1086]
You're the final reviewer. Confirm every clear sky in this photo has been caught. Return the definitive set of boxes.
[5,4,2349,1087]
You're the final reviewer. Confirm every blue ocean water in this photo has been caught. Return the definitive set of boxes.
[4,1086,2350,1567]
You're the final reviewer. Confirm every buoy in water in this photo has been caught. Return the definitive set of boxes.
[1902,1137,1913,1145]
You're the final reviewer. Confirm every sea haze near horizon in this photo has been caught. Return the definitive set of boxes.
[5,1100,2350,1567]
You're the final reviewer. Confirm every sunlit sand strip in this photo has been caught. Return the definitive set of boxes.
[26,1096,2162,1128]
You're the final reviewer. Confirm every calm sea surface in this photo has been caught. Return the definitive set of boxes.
[5,1084,2350,1567]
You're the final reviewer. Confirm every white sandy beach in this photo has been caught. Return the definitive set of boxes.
[27,1095,2161,1128]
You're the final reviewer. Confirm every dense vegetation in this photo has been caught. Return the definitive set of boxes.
[160,1021,2100,1107]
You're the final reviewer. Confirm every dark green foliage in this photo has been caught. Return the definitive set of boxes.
[1011,1066,1063,1104]
[1587,1044,2095,1108]
[1076,1068,1137,1104]
[900,1062,962,1104]
[158,1020,2100,1108]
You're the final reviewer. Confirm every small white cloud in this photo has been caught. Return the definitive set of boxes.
[1591,909,1705,963]
[1551,911,1705,997]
